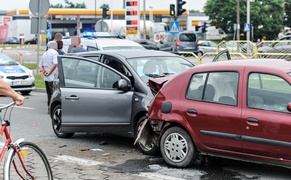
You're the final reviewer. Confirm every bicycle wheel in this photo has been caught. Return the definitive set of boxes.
[4,141,53,180]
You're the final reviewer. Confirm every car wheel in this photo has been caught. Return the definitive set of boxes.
[160,126,198,168]
[52,104,74,138]
[196,51,203,57]
[20,90,31,95]
[135,116,159,155]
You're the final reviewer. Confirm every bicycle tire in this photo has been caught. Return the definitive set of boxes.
[4,141,53,180]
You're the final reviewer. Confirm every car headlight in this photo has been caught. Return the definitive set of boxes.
[28,70,34,78]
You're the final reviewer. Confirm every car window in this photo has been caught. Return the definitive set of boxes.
[179,33,196,42]
[87,46,99,51]
[186,71,238,106]
[248,73,291,112]
[60,57,122,89]
[0,54,18,65]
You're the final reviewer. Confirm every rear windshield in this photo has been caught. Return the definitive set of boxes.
[179,33,196,42]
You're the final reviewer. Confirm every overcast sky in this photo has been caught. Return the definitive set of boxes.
[1,0,206,11]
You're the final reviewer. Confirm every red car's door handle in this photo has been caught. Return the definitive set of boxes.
[187,109,197,114]
[247,118,259,123]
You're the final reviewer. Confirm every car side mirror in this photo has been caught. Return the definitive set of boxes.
[287,102,291,112]
[117,79,131,91]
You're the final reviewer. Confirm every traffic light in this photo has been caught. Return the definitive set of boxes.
[170,4,175,16]
[176,0,186,16]
[202,22,208,33]
[102,7,109,19]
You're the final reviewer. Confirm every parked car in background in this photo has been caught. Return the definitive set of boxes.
[133,39,159,50]
[3,37,19,44]
[198,40,224,53]
[138,56,291,168]
[24,37,37,44]
[49,50,194,155]
[157,31,203,56]
[258,35,291,53]
[0,53,35,95]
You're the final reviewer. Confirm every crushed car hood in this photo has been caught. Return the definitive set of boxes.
[148,76,173,93]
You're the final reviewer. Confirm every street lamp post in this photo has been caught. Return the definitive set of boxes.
[247,0,250,41]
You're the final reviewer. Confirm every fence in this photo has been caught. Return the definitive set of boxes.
[178,40,291,65]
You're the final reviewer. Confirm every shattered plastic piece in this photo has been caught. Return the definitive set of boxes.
[80,148,90,151]
[90,148,103,152]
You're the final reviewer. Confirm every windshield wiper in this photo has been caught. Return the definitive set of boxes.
[162,72,175,75]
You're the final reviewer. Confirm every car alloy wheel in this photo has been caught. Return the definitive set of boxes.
[160,126,198,168]
[135,116,159,155]
[52,105,74,138]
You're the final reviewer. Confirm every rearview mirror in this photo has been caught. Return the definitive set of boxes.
[287,102,291,112]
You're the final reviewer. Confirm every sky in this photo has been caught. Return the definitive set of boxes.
[1,0,206,11]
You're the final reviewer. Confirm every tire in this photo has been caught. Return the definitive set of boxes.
[20,91,31,95]
[52,104,74,138]
[135,116,159,155]
[4,141,53,180]
[160,126,198,168]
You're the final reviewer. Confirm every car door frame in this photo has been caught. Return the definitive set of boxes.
[57,55,134,129]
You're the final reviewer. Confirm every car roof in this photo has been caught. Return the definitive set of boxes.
[197,59,291,72]
[77,50,182,59]
[63,38,143,48]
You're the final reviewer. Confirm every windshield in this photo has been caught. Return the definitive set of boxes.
[127,56,194,82]
[0,54,18,66]
[102,46,145,50]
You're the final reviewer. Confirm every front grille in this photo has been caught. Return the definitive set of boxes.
[6,75,29,80]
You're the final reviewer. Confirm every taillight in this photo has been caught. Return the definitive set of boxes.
[176,39,180,47]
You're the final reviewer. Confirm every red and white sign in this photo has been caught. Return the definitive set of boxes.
[0,16,11,42]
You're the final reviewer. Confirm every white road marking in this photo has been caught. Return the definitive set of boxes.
[54,155,103,166]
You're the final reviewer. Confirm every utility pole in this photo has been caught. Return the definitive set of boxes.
[246,0,250,41]
[143,0,146,39]
[236,0,240,40]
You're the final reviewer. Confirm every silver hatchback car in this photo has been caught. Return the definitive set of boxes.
[49,50,194,155]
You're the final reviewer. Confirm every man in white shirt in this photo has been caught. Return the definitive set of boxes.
[39,41,58,109]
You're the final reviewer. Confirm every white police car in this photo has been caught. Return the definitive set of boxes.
[0,53,35,95]
[62,32,145,53]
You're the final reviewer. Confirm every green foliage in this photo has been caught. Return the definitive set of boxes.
[50,0,86,8]
[100,4,109,9]
[204,0,285,40]
[284,0,291,27]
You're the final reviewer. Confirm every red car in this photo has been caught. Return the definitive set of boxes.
[138,58,291,168]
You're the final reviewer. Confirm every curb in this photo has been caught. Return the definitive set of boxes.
[34,88,46,93]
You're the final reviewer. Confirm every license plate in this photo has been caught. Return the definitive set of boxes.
[12,81,27,86]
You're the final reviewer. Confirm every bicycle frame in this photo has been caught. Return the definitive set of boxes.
[0,103,36,179]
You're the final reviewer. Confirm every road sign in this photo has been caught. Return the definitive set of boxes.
[170,21,179,34]
[244,23,250,32]
[46,30,52,39]
[29,0,50,16]
[30,17,47,34]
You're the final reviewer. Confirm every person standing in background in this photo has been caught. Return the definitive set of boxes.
[39,41,58,110]
[57,40,65,55]
[71,36,86,53]
[278,29,285,39]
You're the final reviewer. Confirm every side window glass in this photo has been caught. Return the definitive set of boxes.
[87,46,98,51]
[186,73,207,100]
[207,72,239,105]
[101,66,122,89]
[62,58,97,88]
[248,73,291,112]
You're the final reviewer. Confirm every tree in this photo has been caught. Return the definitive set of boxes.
[204,0,285,40]
[100,4,109,9]
[284,0,291,27]
[50,0,86,8]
